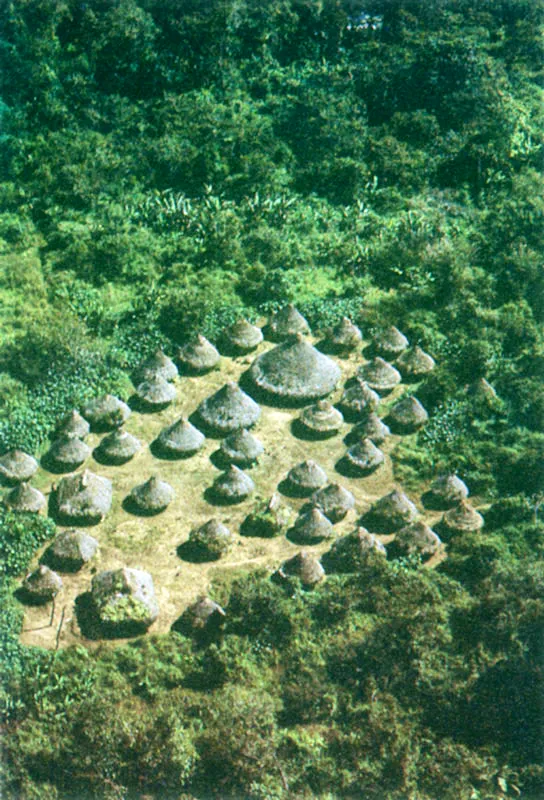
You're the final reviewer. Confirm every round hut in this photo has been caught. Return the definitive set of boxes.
[266,303,310,341]
[387,396,429,433]
[290,507,334,543]
[426,473,469,509]
[133,348,178,384]
[197,382,261,435]
[46,435,91,472]
[249,334,341,402]
[352,412,390,445]
[55,470,113,524]
[325,317,362,353]
[128,476,174,514]
[82,394,131,431]
[4,483,46,513]
[221,319,263,354]
[441,500,484,536]
[339,378,380,420]
[95,429,142,465]
[325,527,386,572]
[392,521,441,560]
[286,460,328,496]
[466,377,498,403]
[396,346,435,380]
[155,417,205,458]
[91,567,159,633]
[344,438,384,474]
[0,450,39,484]
[211,465,255,503]
[366,488,418,532]
[22,565,62,603]
[54,409,90,440]
[188,519,233,560]
[241,493,294,538]
[298,400,344,438]
[372,325,409,358]
[177,334,220,374]
[178,597,226,633]
[357,357,401,393]
[134,376,177,410]
[276,551,325,588]
[44,529,99,572]
[311,483,355,523]
[219,429,264,468]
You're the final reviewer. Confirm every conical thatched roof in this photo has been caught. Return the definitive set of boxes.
[326,527,386,572]
[345,438,385,474]
[91,567,159,631]
[212,465,255,502]
[278,551,325,587]
[286,460,328,495]
[299,400,344,437]
[339,378,380,420]
[249,334,341,402]
[388,396,428,432]
[134,376,177,409]
[241,493,294,538]
[373,325,409,357]
[46,435,91,471]
[393,521,442,559]
[311,483,355,523]
[181,596,226,632]
[156,417,205,457]
[56,470,112,523]
[129,476,174,513]
[266,303,310,341]
[291,507,334,542]
[4,482,46,513]
[367,489,418,532]
[219,429,264,467]
[82,394,131,431]
[441,500,484,534]
[427,473,469,508]
[177,334,220,373]
[221,319,263,353]
[396,346,435,379]
[54,409,90,439]
[326,317,362,353]
[22,565,62,602]
[197,382,261,434]
[352,412,390,444]
[0,450,39,484]
[134,348,178,383]
[188,519,233,559]
[96,429,142,464]
[357,357,401,393]
[45,529,99,572]
[466,377,499,405]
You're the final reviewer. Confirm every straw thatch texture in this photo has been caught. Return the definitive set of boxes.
[277,551,325,587]
[219,429,264,467]
[298,400,344,437]
[387,396,428,433]
[155,418,205,458]
[44,529,99,572]
[290,507,334,542]
[128,476,174,514]
[56,470,112,523]
[4,482,46,513]
[177,334,220,373]
[325,317,362,353]
[372,325,409,357]
[441,500,484,535]
[22,565,62,602]
[134,377,177,409]
[54,409,90,439]
[339,378,380,420]
[82,394,131,431]
[46,435,91,471]
[221,319,263,353]
[351,412,390,444]
[311,483,355,523]
[366,489,418,532]
[357,357,401,393]
[96,430,142,464]
[286,460,328,496]
[392,521,442,560]
[396,346,436,379]
[197,382,261,434]
[325,528,386,572]
[345,438,385,474]
[426,473,469,509]
[0,450,39,484]
[266,303,310,341]
[133,349,178,383]
[91,567,159,631]
[211,465,255,502]
[188,519,233,560]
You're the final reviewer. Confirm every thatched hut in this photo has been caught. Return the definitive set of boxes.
[311,483,355,523]
[82,394,131,431]
[365,488,418,532]
[324,527,386,572]
[241,493,294,538]
[91,567,159,632]
[211,465,255,503]
[290,507,334,543]
[128,477,174,514]
[177,334,220,373]
[344,438,385,474]
[44,529,99,572]
[221,319,263,354]
[155,417,205,458]
[178,596,226,633]
[325,317,362,353]
[391,521,442,560]
[4,483,46,513]
[46,435,91,472]
[249,334,341,402]
[22,565,62,603]
[396,346,435,380]
[266,303,310,341]
[387,396,428,433]
[286,460,328,496]
[95,429,142,464]
[426,473,469,509]
[197,382,261,435]
[339,378,380,420]
[54,409,90,440]
[188,519,233,560]
[133,348,178,384]
[55,470,112,524]
[372,325,409,357]
[219,429,264,467]
[134,376,177,410]
[441,500,484,535]
[466,377,498,403]
[298,400,344,438]
[0,450,39,484]
[357,357,401,393]
[351,412,390,445]
[276,551,325,588]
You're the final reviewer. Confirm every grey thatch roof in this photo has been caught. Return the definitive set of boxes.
[134,376,177,408]
[91,567,159,630]
[46,435,91,471]
[221,319,263,353]
[56,470,112,523]
[326,317,362,352]
[197,382,261,434]
[388,396,428,432]
[22,565,62,601]
[287,460,328,495]
[428,474,469,508]
[156,417,205,457]
[393,521,441,559]
[55,409,90,439]
[373,325,409,357]
[4,482,46,513]
[266,303,310,341]
[367,489,418,531]
[396,346,436,379]
[45,529,99,572]
[339,378,380,419]
[278,551,325,587]
[357,357,401,393]
[182,596,226,631]
[327,527,387,571]
[441,500,484,534]
[345,438,385,474]
[0,450,39,484]
[352,412,390,445]
[311,483,355,523]
[189,519,233,559]
[212,465,255,502]
[220,429,264,467]
[96,429,142,463]
[129,476,174,513]
[299,400,344,436]
[291,507,334,542]
[82,394,131,431]
[134,349,178,383]
[177,334,220,373]
[249,334,341,402]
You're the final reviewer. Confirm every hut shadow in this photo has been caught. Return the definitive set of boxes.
[0,474,21,488]
[40,547,82,574]
[290,418,340,442]
[421,490,450,511]
[285,526,325,546]
[171,611,224,643]
[176,361,221,378]
[39,453,81,475]
[149,439,200,461]
[92,447,135,467]
[315,338,355,358]
[202,487,248,507]
[47,492,102,528]
[209,449,231,471]
[121,496,168,517]
[75,592,149,640]
[13,587,53,607]
[188,411,227,440]
[176,541,220,564]
[335,456,371,479]
[359,511,399,535]
[128,394,172,414]
[383,415,420,436]
[277,478,315,499]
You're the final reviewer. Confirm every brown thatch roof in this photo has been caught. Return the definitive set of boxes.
[298,400,344,437]
[197,382,261,435]
[266,303,310,341]
[91,567,159,631]
[129,476,174,513]
[311,483,355,523]
[134,349,178,383]
[291,507,334,542]
[54,409,90,439]
[357,357,401,393]
[427,473,469,508]
[156,417,205,457]
[326,317,362,353]
[177,334,220,373]
[286,460,328,495]
[219,429,264,467]
[44,529,99,572]
[345,438,385,474]
[96,429,142,464]
[4,482,46,513]
[396,346,436,379]
[249,334,341,402]
[326,527,386,571]
[22,565,62,602]
[134,376,177,409]
[46,435,91,471]
[441,500,484,534]
[366,489,418,532]
[0,450,39,484]
[188,519,233,559]
[82,394,131,431]
[339,378,380,420]
[393,521,441,559]
[221,319,263,353]
[56,470,113,523]
[278,551,325,587]
[352,412,390,444]
[387,396,428,432]
[372,325,409,357]
[212,465,255,502]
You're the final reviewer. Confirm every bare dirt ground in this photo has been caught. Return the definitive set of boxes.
[20,335,446,650]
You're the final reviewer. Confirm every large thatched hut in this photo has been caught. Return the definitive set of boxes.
[82,394,131,431]
[286,460,328,496]
[290,507,334,543]
[128,477,174,514]
[0,450,39,484]
[133,349,178,384]
[339,378,380,420]
[22,565,62,603]
[46,435,91,472]
[221,319,263,354]
[4,483,46,513]
[177,334,220,373]
[365,488,418,532]
[249,334,341,402]
[55,470,112,524]
[44,529,99,572]
[298,400,344,438]
[372,325,409,357]
[219,429,264,467]
[54,409,90,440]
[266,303,310,341]
[357,357,401,393]
[91,567,159,633]
[276,551,325,588]
[197,382,261,435]
[344,438,385,474]
[351,412,390,445]
[325,317,362,353]
[95,429,142,464]
[134,376,177,410]
[211,465,255,503]
[387,396,429,433]
[396,346,436,380]
[311,483,355,523]
[155,417,205,458]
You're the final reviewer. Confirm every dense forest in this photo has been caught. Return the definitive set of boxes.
[0,0,543,797]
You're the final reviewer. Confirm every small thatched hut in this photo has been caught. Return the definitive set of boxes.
[44,529,99,572]
[46,435,91,472]
[249,334,341,402]
[426,473,469,509]
[54,409,90,439]
[325,317,362,353]
[392,521,442,560]
[177,334,220,373]
[4,483,46,513]
[22,565,62,603]
[396,346,436,379]
[266,303,310,341]
[339,378,380,420]
[219,429,264,467]
[241,493,293,538]
[82,394,131,431]
[95,429,142,464]
[221,319,263,353]
[133,348,178,384]
[441,500,484,535]
[286,460,328,496]
[188,519,233,560]
[325,527,386,572]
[211,465,255,503]
[352,412,390,445]
[0,450,39,484]
[276,551,325,588]
[155,417,205,458]
[344,438,384,474]
[290,507,334,542]
[55,470,112,524]
[311,483,355,523]
[179,596,226,633]
[466,377,498,403]
[134,376,177,410]
[128,477,174,514]
[365,488,418,532]
[387,396,429,433]
[298,400,344,438]
[372,325,409,357]
[357,357,401,393]
[197,382,261,435]
[91,567,159,632]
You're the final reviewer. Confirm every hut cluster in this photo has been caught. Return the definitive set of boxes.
[2,306,487,636]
